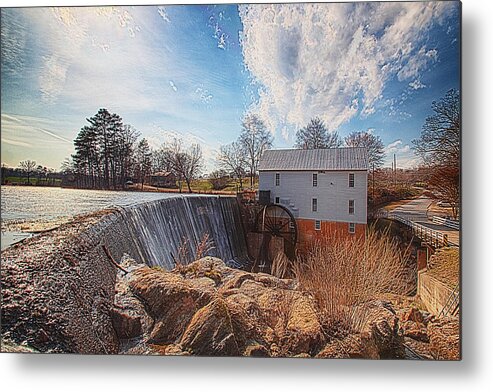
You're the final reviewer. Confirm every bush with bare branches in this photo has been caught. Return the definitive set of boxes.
[294,228,409,336]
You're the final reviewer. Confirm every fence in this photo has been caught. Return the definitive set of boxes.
[389,213,450,248]
[432,216,460,230]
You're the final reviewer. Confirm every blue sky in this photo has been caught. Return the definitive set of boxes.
[1,2,460,171]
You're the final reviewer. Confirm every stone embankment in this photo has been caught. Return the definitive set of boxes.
[88,256,408,358]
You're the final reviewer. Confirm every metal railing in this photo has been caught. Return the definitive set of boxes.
[432,216,460,230]
[389,213,450,248]
[438,283,460,318]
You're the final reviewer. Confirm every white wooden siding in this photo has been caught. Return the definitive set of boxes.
[259,170,367,224]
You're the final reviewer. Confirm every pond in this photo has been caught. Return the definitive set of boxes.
[1,186,179,249]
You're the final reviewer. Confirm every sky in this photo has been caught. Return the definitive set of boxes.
[1,1,460,171]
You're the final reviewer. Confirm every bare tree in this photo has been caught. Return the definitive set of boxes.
[344,131,385,169]
[167,139,203,193]
[239,114,273,187]
[135,138,152,190]
[208,169,229,190]
[295,117,342,149]
[428,165,460,219]
[19,160,36,185]
[218,141,246,190]
[412,90,460,217]
[412,89,460,168]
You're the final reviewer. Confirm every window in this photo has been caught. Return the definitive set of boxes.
[315,220,321,231]
[349,222,355,234]
[349,200,355,215]
[312,198,318,212]
[312,173,318,187]
[349,173,355,188]
[275,197,280,204]
[275,173,280,186]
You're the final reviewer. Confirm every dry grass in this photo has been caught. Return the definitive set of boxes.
[427,247,459,289]
[294,228,409,336]
[172,233,215,271]
[270,252,292,279]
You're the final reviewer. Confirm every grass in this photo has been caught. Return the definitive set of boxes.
[2,176,62,186]
[426,247,459,289]
[294,228,409,336]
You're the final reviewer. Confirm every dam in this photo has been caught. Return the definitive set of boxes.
[1,194,251,353]
[117,196,250,269]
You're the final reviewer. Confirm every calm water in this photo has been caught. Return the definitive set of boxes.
[1,186,179,249]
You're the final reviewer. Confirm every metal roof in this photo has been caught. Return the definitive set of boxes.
[258,148,368,171]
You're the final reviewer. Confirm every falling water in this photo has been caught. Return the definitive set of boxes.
[118,195,250,270]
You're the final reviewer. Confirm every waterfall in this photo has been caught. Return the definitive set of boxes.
[119,195,249,270]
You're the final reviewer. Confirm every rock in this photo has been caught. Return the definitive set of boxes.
[110,308,142,340]
[316,334,379,359]
[284,296,323,355]
[364,301,405,359]
[403,337,434,360]
[402,307,425,324]
[244,344,270,357]
[427,316,460,360]
[180,298,258,356]
[401,321,429,343]
[128,267,214,344]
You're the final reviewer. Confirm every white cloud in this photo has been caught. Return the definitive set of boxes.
[1,138,32,148]
[409,79,427,90]
[38,55,69,103]
[157,6,170,23]
[397,46,438,81]
[239,2,455,137]
[385,139,403,153]
[146,127,219,173]
[194,87,213,104]
[384,139,416,168]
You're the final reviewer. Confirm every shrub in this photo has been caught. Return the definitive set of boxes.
[294,228,409,336]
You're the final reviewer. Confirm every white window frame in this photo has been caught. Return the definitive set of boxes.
[349,199,355,215]
[315,220,321,231]
[275,196,280,204]
[312,198,318,212]
[349,173,355,188]
[312,173,318,187]
[349,222,355,234]
[275,173,280,186]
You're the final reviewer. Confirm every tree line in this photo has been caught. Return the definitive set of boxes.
[211,115,385,192]
[1,160,62,186]
[62,108,207,192]
[412,89,460,219]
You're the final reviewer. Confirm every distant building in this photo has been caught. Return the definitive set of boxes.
[258,147,368,247]
[150,171,177,188]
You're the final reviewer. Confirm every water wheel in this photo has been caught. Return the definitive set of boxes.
[254,204,298,263]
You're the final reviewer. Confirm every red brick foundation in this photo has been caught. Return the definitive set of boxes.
[295,218,366,251]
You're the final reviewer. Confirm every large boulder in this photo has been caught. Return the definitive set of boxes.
[427,316,460,360]
[128,266,215,344]
[180,298,262,356]
[317,301,405,359]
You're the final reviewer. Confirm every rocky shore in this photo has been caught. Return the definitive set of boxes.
[1,252,458,359]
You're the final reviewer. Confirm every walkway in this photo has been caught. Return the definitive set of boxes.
[389,196,460,247]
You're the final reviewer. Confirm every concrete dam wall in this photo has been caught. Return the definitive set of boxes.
[117,195,249,269]
[1,195,250,353]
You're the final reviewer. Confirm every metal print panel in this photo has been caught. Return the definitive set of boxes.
[1,1,461,360]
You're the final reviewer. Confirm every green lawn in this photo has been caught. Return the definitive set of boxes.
[2,176,62,186]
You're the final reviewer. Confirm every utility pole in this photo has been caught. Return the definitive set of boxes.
[393,153,396,188]
[372,162,375,202]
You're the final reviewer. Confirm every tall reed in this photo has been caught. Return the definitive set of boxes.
[294,228,409,335]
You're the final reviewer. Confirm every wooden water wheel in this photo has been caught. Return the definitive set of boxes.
[254,203,298,262]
